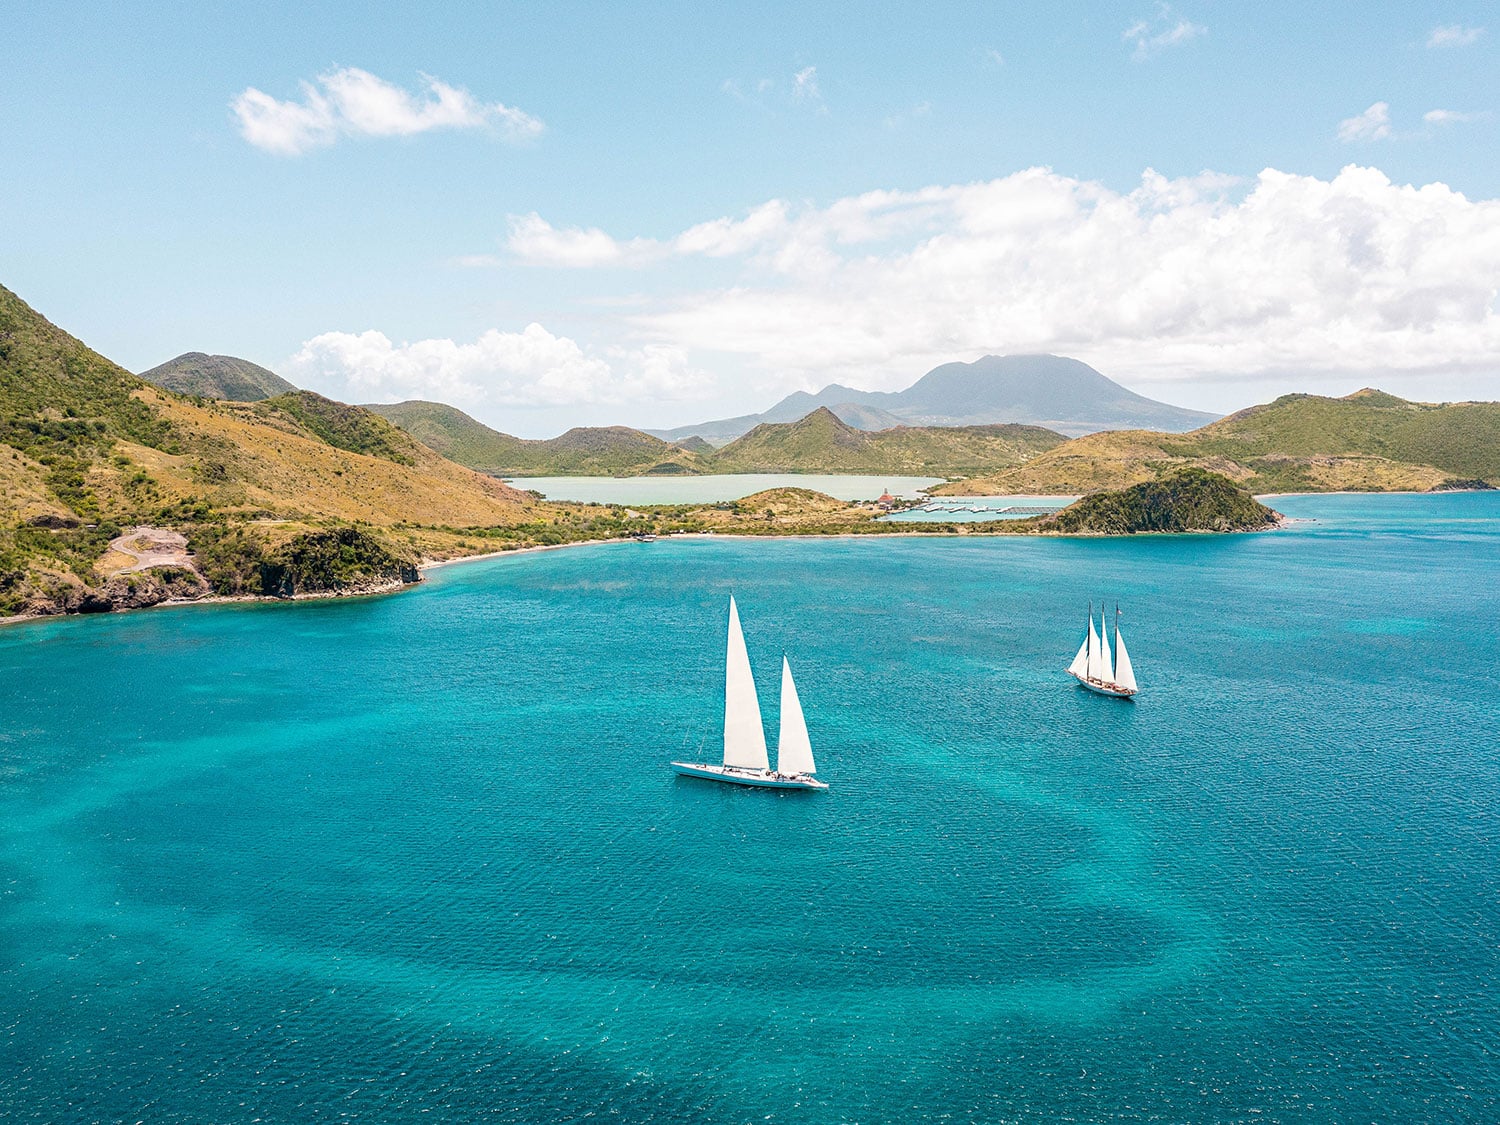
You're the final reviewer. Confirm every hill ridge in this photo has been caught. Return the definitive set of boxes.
[141,352,296,401]
[935,388,1500,495]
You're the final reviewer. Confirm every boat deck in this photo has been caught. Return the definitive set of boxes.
[671,762,828,790]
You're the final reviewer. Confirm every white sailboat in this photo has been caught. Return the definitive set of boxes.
[1066,602,1139,698]
[671,596,828,790]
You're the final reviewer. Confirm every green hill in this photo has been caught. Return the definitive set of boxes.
[936,389,1500,495]
[140,352,296,400]
[707,407,1067,475]
[366,400,707,476]
[1023,469,1281,534]
[0,283,558,618]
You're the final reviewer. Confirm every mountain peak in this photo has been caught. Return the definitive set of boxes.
[652,353,1220,444]
[141,352,295,401]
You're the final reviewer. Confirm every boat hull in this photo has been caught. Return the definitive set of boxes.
[671,762,828,790]
[1068,672,1137,698]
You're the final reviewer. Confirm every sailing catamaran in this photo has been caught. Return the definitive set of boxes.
[1066,603,1139,698]
[671,596,827,790]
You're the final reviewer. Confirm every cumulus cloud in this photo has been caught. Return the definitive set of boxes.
[232,67,543,155]
[283,325,705,414]
[496,165,1500,396]
[1338,102,1392,142]
[1124,5,1207,60]
[1427,24,1484,48]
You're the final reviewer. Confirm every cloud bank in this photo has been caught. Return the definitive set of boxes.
[284,325,704,417]
[298,165,1500,424]
[503,165,1500,395]
[233,67,543,155]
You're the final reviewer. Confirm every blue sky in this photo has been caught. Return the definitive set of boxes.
[3,1,1497,435]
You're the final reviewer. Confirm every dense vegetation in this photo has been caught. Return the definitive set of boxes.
[1021,469,1280,534]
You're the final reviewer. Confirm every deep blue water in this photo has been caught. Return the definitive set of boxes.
[2,493,1497,1123]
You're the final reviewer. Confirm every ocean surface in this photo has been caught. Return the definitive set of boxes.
[504,474,943,503]
[2,493,1497,1123]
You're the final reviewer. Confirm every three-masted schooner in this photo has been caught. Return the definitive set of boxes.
[671,596,827,790]
[1066,603,1139,698]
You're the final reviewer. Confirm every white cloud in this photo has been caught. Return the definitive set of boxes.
[495,165,1500,397]
[1338,102,1392,142]
[1427,24,1484,48]
[232,67,543,155]
[284,325,705,413]
[506,213,663,268]
[1424,108,1484,126]
[1124,6,1207,60]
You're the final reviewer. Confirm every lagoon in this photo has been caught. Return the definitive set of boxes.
[1,493,1497,1123]
[504,473,943,503]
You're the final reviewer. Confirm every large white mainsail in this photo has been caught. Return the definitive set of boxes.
[723,596,769,770]
[1084,615,1103,681]
[776,656,816,776]
[1113,614,1138,693]
[1096,609,1116,684]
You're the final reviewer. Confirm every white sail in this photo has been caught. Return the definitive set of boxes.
[1084,617,1102,681]
[776,657,816,776]
[1097,610,1115,684]
[723,597,769,770]
[1067,629,1089,677]
[1114,623,1138,693]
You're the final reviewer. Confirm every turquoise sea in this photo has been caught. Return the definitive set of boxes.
[2,493,1497,1123]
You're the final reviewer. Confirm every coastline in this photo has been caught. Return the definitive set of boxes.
[11,495,1447,631]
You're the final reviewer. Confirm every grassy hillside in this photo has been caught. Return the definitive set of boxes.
[936,390,1500,495]
[367,400,707,476]
[263,391,422,465]
[0,284,571,617]
[707,407,1066,475]
[140,352,296,400]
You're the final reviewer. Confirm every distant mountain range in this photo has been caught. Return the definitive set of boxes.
[368,400,1067,478]
[648,354,1220,444]
[109,341,1500,495]
[141,352,295,400]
